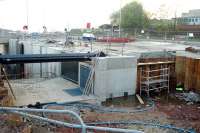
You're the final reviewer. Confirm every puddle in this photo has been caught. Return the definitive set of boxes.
[150,91,191,105]
[102,95,141,108]
[101,91,188,108]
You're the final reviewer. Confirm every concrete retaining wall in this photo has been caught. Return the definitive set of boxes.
[79,56,137,101]
[8,39,61,78]
[8,39,17,55]
[94,56,137,101]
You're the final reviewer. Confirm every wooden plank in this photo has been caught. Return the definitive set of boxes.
[0,89,8,96]
[195,59,200,91]
[136,94,144,104]
[137,58,175,92]
[176,56,186,85]
[184,57,190,89]
[138,61,175,66]
[0,95,13,106]
[2,67,16,100]
[136,66,141,92]
[184,57,196,90]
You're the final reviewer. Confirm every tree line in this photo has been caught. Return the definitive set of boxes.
[100,1,175,34]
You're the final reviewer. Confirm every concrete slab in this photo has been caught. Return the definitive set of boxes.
[9,77,95,106]
[49,40,189,56]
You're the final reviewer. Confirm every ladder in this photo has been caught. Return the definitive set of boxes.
[83,52,101,95]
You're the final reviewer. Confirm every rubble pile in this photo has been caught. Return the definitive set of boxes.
[174,92,200,104]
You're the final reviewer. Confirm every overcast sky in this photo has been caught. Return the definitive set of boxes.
[0,0,199,32]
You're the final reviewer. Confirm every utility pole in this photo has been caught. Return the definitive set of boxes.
[173,8,177,40]
[90,36,93,52]
[65,28,69,47]
[111,25,114,37]
[121,43,125,56]
[26,0,29,31]
[119,0,122,38]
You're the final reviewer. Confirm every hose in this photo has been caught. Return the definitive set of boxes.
[41,100,196,133]
[86,120,196,133]
[42,98,155,114]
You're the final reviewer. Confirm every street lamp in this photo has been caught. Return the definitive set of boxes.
[119,0,122,38]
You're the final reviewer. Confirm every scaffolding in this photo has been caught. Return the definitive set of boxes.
[140,66,170,97]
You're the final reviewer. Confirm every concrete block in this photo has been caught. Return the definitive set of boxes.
[93,56,137,101]
[93,58,107,71]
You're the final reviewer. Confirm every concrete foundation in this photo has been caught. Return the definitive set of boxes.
[10,77,94,106]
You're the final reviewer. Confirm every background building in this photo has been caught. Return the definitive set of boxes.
[177,9,200,31]
[180,9,200,25]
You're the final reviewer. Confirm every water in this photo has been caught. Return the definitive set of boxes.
[101,91,185,108]
[102,95,141,108]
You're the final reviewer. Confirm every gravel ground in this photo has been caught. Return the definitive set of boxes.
[0,97,199,133]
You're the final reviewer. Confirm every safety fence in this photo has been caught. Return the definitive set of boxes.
[0,107,143,133]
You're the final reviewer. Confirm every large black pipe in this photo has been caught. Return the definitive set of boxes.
[0,52,105,64]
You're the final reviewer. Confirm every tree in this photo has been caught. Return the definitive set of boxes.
[99,24,112,29]
[149,19,174,32]
[110,1,149,31]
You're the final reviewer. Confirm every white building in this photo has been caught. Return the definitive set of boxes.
[178,9,200,25]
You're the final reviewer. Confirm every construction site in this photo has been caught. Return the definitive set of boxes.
[1,0,200,132]
[0,36,199,133]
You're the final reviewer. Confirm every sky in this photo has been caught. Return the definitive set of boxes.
[0,0,199,32]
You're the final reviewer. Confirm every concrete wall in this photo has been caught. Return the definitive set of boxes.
[8,39,61,78]
[0,44,8,54]
[24,45,61,78]
[42,47,61,77]
[79,56,137,101]
[8,39,17,55]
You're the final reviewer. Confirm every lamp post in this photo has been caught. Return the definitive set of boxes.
[26,0,29,31]
[119,0,122,38]
[173,7,177,40]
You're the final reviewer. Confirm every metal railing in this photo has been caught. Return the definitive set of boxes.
[0,107,143,133]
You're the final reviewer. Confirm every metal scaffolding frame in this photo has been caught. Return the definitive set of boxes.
[140,65,170,97]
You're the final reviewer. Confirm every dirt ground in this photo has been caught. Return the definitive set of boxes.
[157,102,200,132]
[0,97,200,133]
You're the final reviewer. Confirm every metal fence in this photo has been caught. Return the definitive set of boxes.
[89,28,200,42]
[0,107,143,133]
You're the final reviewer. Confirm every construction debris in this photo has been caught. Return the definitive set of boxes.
[174,92,200,103]
[0,66,14,106]
[1,38,200,133]
[136,94,145,104]
[2,67,16,100]
[185,47,200,53]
